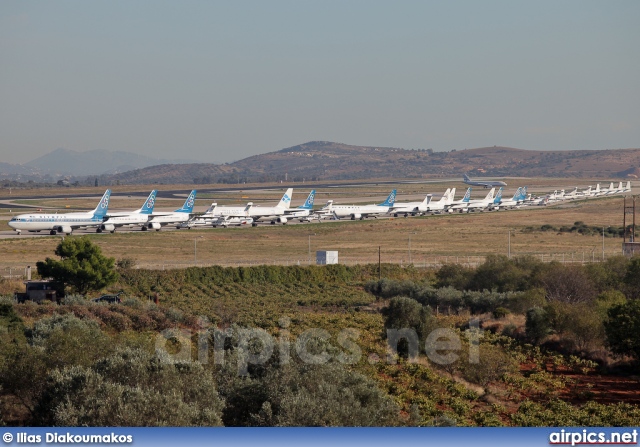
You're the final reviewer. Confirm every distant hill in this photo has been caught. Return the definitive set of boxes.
[100,141,640,185]
[4,142,640,185]
[22,148,201,177]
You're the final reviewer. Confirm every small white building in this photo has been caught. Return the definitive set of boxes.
[316,250,339,265]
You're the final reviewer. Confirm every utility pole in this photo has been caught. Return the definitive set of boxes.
[308,233,316,265]
[508,229,511,258]
[378,246,381,281]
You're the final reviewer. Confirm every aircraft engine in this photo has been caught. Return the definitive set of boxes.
[55,225,73,235]
[100,224,115,233]
[277,217,288,224]
[147,222,162,231]
[351,213,362,220]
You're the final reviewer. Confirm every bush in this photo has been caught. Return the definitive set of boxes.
[33,348,224,426]
[604,300,640,364]
[525,307,551,344]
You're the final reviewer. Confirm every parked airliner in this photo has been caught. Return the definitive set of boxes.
[319,190,396,220]
[100,190,157,232]
[8,190,111,235]
[145,190,197,230]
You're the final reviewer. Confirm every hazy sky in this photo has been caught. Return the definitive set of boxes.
[1,1,639,164]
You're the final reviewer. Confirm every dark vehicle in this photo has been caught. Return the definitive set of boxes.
[92,293,122,304]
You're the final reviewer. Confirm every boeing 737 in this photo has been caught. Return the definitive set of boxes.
[145,190,197,230]
[99,190,157,232]
[319,190,396,220]
[8,190,112,235]
[463,174,507,188]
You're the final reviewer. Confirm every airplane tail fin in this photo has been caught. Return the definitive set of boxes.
[298,190,315,210]
[244,202,253,214]
[511,187,522,201]
[438,188,451,203]
[92,189,111,219]
[626,181,631,191]
[595,184,600,193]
[463,174,471,182]
[175,190,197,213]
[462,187,472,202]
[618,181,624,190]
[379,190,397,207]
[422,194,433,205]
[138,190,158,215]
[277,188,293,208]
[493,187,503,204]
[204,203,217,216]
[447,188,456,204]
[484,187,495,201]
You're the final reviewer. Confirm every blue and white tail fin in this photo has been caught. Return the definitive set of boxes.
[518,187,528,201]
[463,174,471,182]
[462,187,472,203]
[137,190,157,215]
[493,187,503,204]
[510,187,523,202]
[298,190,315,210]
[277,188,293,209]
[175,190,197,213]
[379,190,396,207]
[92,189,111,219]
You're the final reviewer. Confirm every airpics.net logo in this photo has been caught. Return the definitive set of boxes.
[154,317,483,375]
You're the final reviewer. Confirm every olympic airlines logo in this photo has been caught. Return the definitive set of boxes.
[100,196,110,209]
[389,192,396,202]
[186,194,195,207]
[282,194,291,203]
[464,190,471,199]
[306,193,315,204]
[146,197,155,209]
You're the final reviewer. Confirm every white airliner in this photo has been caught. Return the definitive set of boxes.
[463,188,496,212]
[425,188,456,213]
[145,190,197,230]
[100,190,157,232]
[490,187,526,210]
[448,187,495,212]
[445,187,472,212]
[243,188,294,225]
[280,190,316,223]
[8,190,111,235]
[319,190,396,220]
[391,189,452,217]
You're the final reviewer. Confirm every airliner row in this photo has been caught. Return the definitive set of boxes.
[5,181,632,235]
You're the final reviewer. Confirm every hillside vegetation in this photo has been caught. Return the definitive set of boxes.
[1,257,640,426]
[99,142,640,185]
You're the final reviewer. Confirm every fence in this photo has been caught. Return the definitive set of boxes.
[0,249,627,278]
